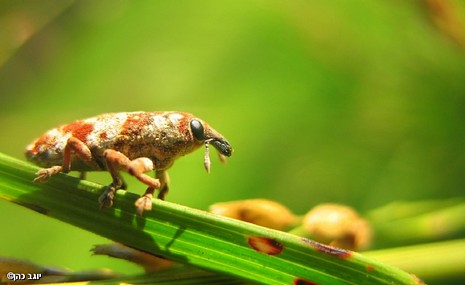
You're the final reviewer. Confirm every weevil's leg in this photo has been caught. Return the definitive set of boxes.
[102,149,160,212]
[135,170,169,215]
[156,170,170,200]
[99,149,130,208]
[34,137,95,183]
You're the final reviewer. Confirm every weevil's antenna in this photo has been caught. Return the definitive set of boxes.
[218,152,227,164]
[204,139,213,173]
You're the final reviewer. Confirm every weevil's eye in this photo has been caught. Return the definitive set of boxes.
[190,119,205,141]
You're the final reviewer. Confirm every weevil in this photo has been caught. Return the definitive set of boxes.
[25,111,232,214]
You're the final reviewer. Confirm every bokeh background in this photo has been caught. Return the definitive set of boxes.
[1,0,465,283]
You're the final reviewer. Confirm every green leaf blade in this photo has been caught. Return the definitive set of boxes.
[0,153,422,285]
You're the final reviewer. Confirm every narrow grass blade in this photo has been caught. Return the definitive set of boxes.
[0,153,423,285]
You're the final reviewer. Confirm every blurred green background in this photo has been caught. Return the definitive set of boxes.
[1,0,465,283]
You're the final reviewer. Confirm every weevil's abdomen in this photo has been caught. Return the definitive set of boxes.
[25,113,130,170]
[26,128,71,168]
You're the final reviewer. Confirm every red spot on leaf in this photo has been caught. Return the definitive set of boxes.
[294,278,318,285]
[301,238,352,259]
[248,236,283,255]
[366,265,375,271]
[63,121,94,142]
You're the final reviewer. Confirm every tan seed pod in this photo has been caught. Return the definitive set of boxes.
[209,199,297,231]
[303,203,371,251]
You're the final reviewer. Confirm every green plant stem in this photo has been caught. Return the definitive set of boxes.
[368,201,465,246]
[364,238,465,281]
[0,152,422,285]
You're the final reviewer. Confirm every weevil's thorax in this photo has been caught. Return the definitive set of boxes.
[136,112,205,169]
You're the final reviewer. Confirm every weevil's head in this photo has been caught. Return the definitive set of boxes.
[189,119,233,157]
[148,112,233,171]
[189,117,232,173]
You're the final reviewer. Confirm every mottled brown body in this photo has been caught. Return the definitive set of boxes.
[25,111,232,214]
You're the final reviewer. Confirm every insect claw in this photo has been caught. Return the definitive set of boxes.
[33,173,48,183]
[98,187,115,209]
[135,194,153,215]
[33,166,63,183]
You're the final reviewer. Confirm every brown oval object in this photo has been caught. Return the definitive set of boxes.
[303,203,371,250]
[248,236,284,255]
[210,199,297,230]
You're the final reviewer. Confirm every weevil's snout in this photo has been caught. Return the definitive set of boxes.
[204,134,232,173]
[210,138,232,157]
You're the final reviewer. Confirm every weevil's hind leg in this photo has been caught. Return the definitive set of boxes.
[102,149,160,212]
[135,170,169,215]
[34,137,96,183]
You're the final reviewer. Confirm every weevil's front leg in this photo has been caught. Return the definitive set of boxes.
[101,149,160,211]
[98,150,127,208]
[34,137,95,183]
[135,170,170,215]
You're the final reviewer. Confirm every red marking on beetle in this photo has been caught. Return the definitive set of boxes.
[301,238,352,259]
[294,278,318,285]
[99,131,107,140]
[62,121,94,142]
[176,114,190,134]
[366,265,375,271]
[248,236,283,255]
[121,113,151,136]
[30,134,51,154]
